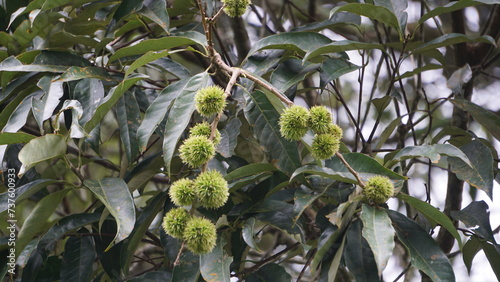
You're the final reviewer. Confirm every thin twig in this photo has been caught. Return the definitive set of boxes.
[173,241,186,266]
[335,152,365,188]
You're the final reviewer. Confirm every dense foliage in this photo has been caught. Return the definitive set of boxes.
[0,0,499,281]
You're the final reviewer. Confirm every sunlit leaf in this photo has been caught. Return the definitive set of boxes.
[18,134,67,174]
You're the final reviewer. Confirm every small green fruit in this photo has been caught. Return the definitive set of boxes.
[190,122,221,145]
[279,105,309,140]
[309,106,333,134]
[179,135,215,167]
[222,0,251,18]
[363,176,394,204]
[162,208,191,238]
[195,86,226,117]
[194,170,229,209]
[169,178,196,207]
[184,217,217,254]
[326,123,343,140]
[311,134,340,160]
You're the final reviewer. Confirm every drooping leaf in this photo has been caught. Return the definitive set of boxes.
[18,134,67,174]
[60,228,96,282]
[0,132,36,144]
[345,219,381,282]
[292,11,361,32]
[138,0,170,33]
[125,50,171,77]
[245,263,292,282]
[83,178,136,249]
[319,58,360,89]
[325,235,347,282]
[32,76,64,131]
[448,140,494,199]
[217,117,241,158]
[397,193,462,249]
[53,99,86,138]
[162,72,210,176]
[291,153,407,187]
[447,65,472,93]
[244,90,302,176]
[462,237,482,274]
[83,73,146,133]
[109,31,207,62]
[374,0,408,32]
[116,91,141,162]
[451,99,500,142]
[137,76,202,152]
[360,205,395,276]
[200,236,233,282]
[387,210,455,282]
[242,218,261,251]
[385,145,440,167]
[16,189,70,257]
[451,201,495,242]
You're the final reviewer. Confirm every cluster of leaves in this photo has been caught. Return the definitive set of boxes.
[0,0,499,281]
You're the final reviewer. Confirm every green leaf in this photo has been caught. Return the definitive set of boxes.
[418,0,500,26]
[0,132,36,144]
[451,99,500,142]
[162,72,210,176]
[138,0,170,33]
[37,213,101,252]
[32,76,64,131]
[246,32,333,59]
[242,218,261,251]
[360,205,395,276]
[330,3,402,38]
[60,228,96,282]
[451,201,495,242]
[217,117,241,158]
[397,193,462,249]
[433,144,473,167]
[84,73,146,133]
[478,238,500,280]
[411,34,496,54]
[225,163,278,182]
[304,40,384,62]
[374,0,408,32]
[83,178,136,249]
[326,235,347,282]
[385,145,440,167]
[0,56,68,72]
[18,134,67,174]
[246,263,292,282]
[137,76,198,152]
[121,192,167,275]
[319,58,360,89]
[0,179,64,214]
[291,153,407,187]
[125,50,171,77]
[270,59,320,92]
[448,140,494,199]
[293,185,329,223]
[109,31,207,62]
[397,64,443,80]
[200,236,233,282]
[244,90,302,176]
[171,251,200,281]
[311,202,358,272]
[54,100,86,139]
[16,189,70,257]
[387,210,455,282]
[116,91,141,162]
[292,11,361,32]
[462,237,481,274]
[57,66,115,82]
[345,219,381,282]
[373,117,402,151]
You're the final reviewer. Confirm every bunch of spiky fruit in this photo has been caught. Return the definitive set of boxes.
[279,105,343,160]
[162,86,229,255]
